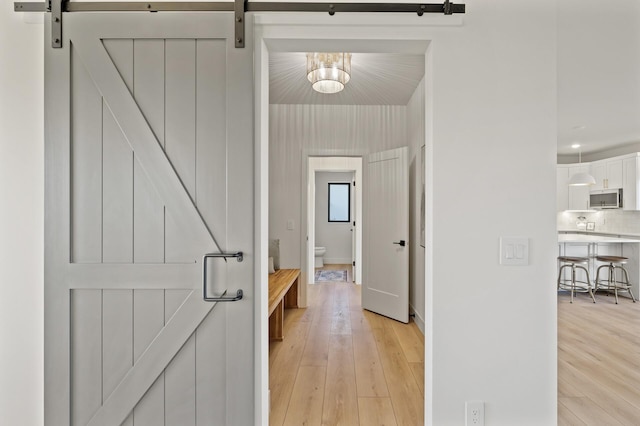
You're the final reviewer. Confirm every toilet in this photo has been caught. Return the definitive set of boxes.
[314,247,326,268]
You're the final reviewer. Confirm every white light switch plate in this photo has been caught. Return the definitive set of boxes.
[500,237,529,266]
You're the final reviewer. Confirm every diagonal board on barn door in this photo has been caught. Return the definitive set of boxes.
[103,39,167,264]
[71,36,218,258]
[67,36,230,426]
[84,288,214,426]
[70,287,204,426]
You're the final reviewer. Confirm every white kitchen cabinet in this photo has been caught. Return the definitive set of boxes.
[590,159,623,190]
[558,153,640,211]
[591,162,605,190]
[568,165,590,210]
[557,164,591,211]
[591,154,638,210]
[607,160,623,188]
[623,156,639,210]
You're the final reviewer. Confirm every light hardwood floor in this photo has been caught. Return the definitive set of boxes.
[272,268,640,425]
[269,265,424,426]
[558,291,640,425]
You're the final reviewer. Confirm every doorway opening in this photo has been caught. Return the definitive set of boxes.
[257,21,432,424]
[307,156,363,285]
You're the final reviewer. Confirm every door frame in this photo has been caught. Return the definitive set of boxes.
[254,12,449,425]
[306,156,363,285]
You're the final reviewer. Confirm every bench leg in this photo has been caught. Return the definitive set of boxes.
[284,277,299,309]
[269,299,284,341]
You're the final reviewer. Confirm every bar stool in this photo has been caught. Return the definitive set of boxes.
[557,256,596,303]
[594,255,637,304]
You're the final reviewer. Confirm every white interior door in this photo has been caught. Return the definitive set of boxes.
[45,13,254,425]
[363,147,409,323]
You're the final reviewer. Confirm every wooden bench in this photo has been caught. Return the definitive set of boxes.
[268,269,300,341]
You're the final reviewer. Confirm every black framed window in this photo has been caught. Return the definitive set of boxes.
[328,182,350,222]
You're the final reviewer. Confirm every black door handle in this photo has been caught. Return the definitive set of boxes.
[202,252,244,302]
[393,240,406,247]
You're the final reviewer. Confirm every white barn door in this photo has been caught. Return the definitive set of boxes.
[45,13,254,425]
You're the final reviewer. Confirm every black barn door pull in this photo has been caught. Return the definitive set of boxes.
[202,252,244,302]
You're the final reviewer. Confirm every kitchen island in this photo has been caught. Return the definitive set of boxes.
[558,232,640,300]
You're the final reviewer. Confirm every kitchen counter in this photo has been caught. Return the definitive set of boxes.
[558,229,640,238]
[558,234,640,244]
[558,232,640,299]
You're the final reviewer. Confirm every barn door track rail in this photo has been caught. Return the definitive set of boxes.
[15,0,465,48]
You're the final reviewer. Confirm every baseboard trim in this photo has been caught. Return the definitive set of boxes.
[410,304,425,335]
[323,258,352,265]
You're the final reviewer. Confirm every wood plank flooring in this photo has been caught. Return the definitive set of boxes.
[558,291,640,425]
[272,267,640,425]
[270,265,424,426]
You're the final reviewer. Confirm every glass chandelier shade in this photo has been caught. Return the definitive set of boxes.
[306,52,352,94]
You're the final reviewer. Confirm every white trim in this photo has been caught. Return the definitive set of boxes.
[423,41,435,426]
[323,258,353,265]
[410,304,426,335]
[254,12,463,28]
[253,25,270,426]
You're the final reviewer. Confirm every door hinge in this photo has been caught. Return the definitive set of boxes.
[353,221,355,226]
[352,261,355,266]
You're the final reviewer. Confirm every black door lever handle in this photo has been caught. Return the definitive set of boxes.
[393,240,406,247]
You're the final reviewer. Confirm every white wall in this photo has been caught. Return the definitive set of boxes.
[0,9,44,426]
[315,171,354,264]
[407,78,426,333]
[425,2,557,424]
[269,104,406,269]
[4,2,558,425]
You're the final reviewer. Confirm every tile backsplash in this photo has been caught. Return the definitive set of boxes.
[558,210,640,236]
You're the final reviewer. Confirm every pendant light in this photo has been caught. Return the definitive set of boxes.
[306,52,352,94]
[568,144,596,186]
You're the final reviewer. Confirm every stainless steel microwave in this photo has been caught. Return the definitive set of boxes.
[589,188,623,209]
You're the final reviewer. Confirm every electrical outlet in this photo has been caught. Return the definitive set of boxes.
[598,213,605,225]
[465,401,484,426]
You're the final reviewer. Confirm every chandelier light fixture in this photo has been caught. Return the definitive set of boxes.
[306,52,352,94]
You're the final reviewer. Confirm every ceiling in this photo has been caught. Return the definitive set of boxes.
[557,0,640,155]
[269,52,425,106]
[268,1,640,156]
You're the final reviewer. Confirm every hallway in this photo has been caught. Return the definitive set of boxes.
[269,268,424,425]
